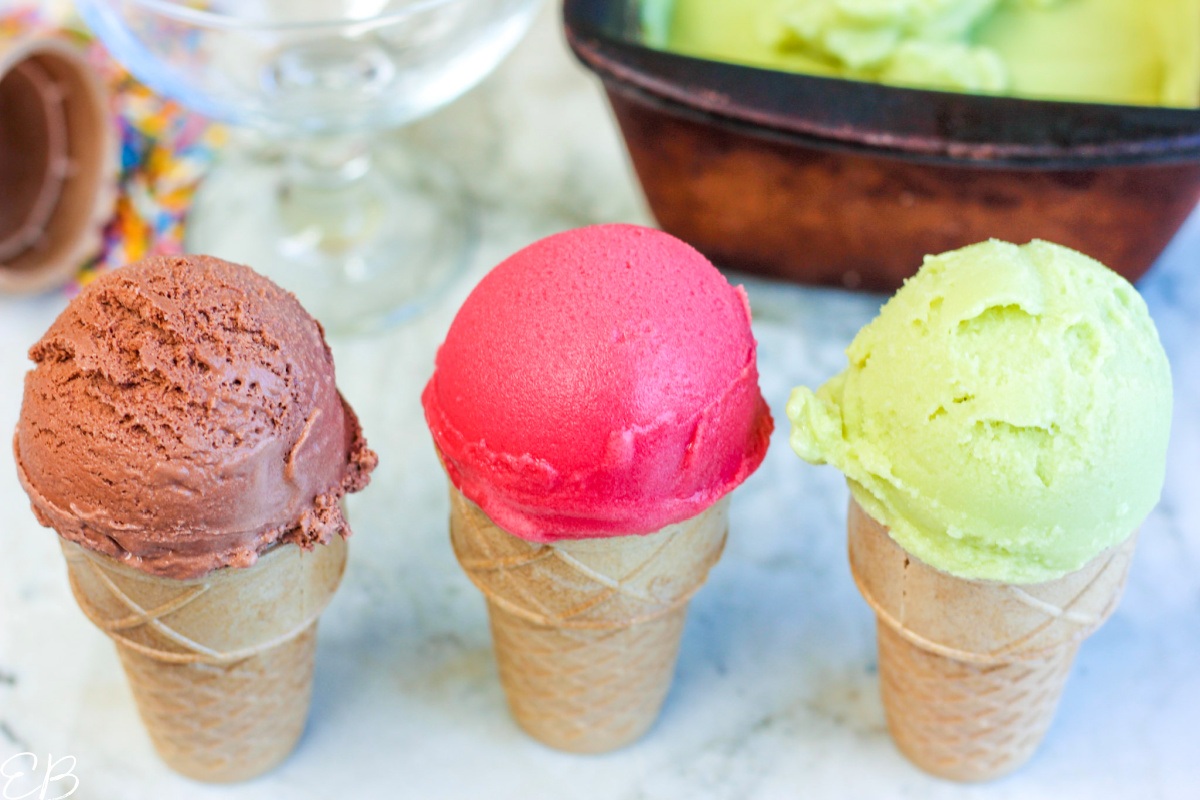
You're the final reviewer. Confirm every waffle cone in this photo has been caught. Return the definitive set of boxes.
[847,498,1136,781]
[0,36,116,293]
[449,485,728,753]
[61,536,347,782]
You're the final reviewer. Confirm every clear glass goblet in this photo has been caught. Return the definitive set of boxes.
[75,0,543,333]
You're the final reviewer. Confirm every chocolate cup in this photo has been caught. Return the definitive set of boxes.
[0,37,115,294]
[563,0,1200,291]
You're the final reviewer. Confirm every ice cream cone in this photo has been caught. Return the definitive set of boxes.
[425,226,770,751]
[60,535,347,783]
[0,35,115,293]
[847,498,1137,782]
[449,485,728,753]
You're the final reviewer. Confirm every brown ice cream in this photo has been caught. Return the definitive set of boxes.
[14,254,377,579]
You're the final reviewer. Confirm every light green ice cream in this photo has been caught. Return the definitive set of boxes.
[767,0,1006,85]
[786,240,1172,583]
[654,0,1200,106]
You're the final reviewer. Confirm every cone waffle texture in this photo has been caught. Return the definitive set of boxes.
[848,498,1136,782]
[449,485,728,753]
[62,535,347,782]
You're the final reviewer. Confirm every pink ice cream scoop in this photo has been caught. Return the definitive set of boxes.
[422,224,773,542]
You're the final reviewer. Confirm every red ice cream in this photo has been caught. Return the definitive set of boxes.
[422,224,772,542]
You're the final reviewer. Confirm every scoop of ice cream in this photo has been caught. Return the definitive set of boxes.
[15,254,377,579]
[423,224,773,542]
[880,39,1006,92]
[787,240,1171,583]
[771,0,1001,70]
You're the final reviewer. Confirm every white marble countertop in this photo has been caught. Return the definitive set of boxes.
[1,3,1198,798]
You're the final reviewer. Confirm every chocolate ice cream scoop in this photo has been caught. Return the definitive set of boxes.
[14,254,377,578]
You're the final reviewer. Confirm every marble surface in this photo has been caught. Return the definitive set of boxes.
[2,3,1199,798]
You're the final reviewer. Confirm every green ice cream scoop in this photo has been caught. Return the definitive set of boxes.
[787,240,1172,583]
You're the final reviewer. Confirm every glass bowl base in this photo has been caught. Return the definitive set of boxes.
[185,138,475,335]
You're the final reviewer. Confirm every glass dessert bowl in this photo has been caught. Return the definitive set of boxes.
[77,0,543,333]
